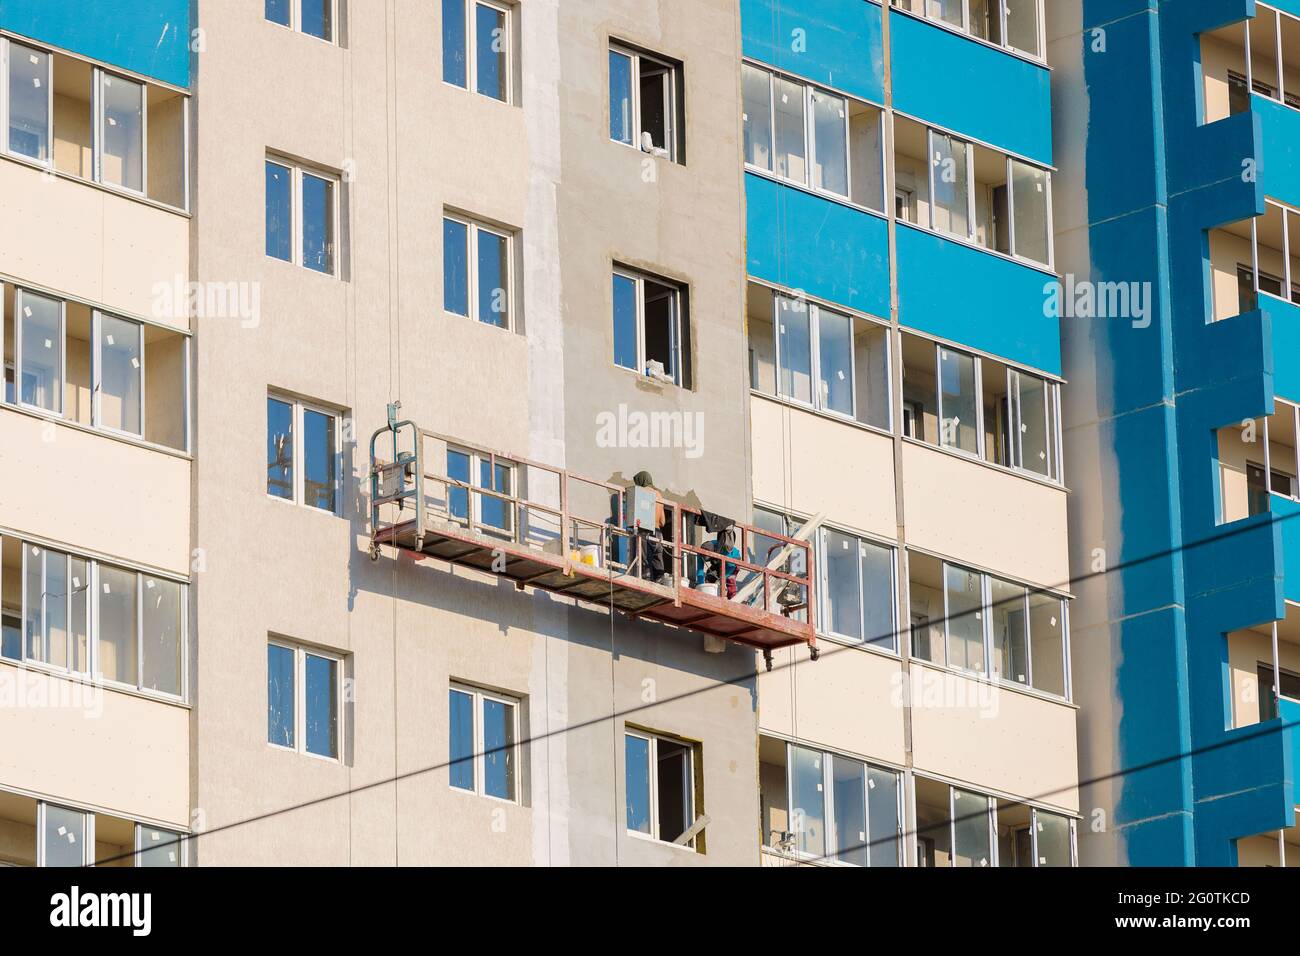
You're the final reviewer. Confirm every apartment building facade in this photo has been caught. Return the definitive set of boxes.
[0,0,1082,869]
[1051,0,1300,866]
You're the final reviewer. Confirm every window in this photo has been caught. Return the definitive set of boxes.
[449,684,520,801]
[266,393,342,513]
[820,528,897,651]
[907,550,1070,697]
[442,214,515,329]
[2,536,188,698]
[3,287,190,450]
[894,117,1052,266]
[0,792,188,867]
[136,825,186,867]
[901,332,1062,481]
[746,507,809,621]
[892,0,1044,59]
[742,63,884,212]
[612,268,690,387]
[265,158,339,275]
[916,777,1075,866]
[446,446,516,537]
[39,803,89,867]
[267,639,343,760]
[625,728,700,848]
[610,42,683,162]
[2,42,188,208]
[265,0,335,41]
[443,0,513,103]
[764,740,901,866]
[747,285,892,429]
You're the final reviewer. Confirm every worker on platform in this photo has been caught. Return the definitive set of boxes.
[631,471,671,585]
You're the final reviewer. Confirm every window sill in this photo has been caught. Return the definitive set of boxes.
[887,6,1050,72]
[265,492,344,520]
[907,657,1074,709]
[626,829,699,853]
[265,19,339,47]
[894,218,1056,278]
[900,434,1067,493]
[264,254,341,281]
[0,150,190,217]
[611,137,683,167]
[268,741,344,765]
[448,785,522,807]
[743,165,888,223]
[440,80,516,109]
[0,401,192,461]
[0,657,189,708]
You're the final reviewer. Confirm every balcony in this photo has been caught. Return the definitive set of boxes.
[368,416,819,664]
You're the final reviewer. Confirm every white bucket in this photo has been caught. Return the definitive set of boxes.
[696,582,720,597]
[578,544,602,568]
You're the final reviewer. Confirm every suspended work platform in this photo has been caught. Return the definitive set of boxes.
[368,412,818,663]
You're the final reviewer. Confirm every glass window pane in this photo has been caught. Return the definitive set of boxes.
[612,274,639,372]
[303,408,337,512]
[1029,592,1067,696]
[777,296,813,404]
[69,557,88,674]
[482,697,516,800]
[442,0,468,87]
[860,539,895,652]
[823,529,863,641]
[773,76,807,184]
[1005,0,1041,57]
[945,564,985,673]
[443,218,469,316]
[939,347,978,455]
[137,826,183,867]
[98,565,138,686]
[476,228,509,327]
[267,397,294,500]
[267,644,295,748]
[811,89,848,196]
[8,43,49,161]
[47,553,70,668]
[1,610,18,661]
[301,172,334,274]
[42,805,86,866]
[742,64,772,170]
[265,161,292,261]
[478,459,512,533]
[1035,811,1071,866]
[304,652,339,758]
[952,789,992,867]
[265,0,291,26]
[141,576,183,696]
[475,3,507,100]
[19,291,62,413]
[791,745,826,858]
[23,546,45,663]
[609,50,634,144]
[931,132,969,237]
[1011,159,1049,264]
[447,448,471,521]
[300,0,332,40]
[866,767,900,866]
[816,308,854,415]
[100,73,143,192]
[929,0,964,28]
[990,577,1028,685]
[1017,373,1052,477]
[625,734,652,834]
[449,689,475,791]
[97,314,142,435]
[831,756,867,866]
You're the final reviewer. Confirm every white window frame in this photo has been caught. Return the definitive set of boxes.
[134,823,188,867]
[817,525,899,652]
[0,37,53,165]
[442,212,516,331]
[445,444,516,538]
[624,727,698,848]
[265,0,338,43]
[267,638,344,763]
[1243,6,1300,114]
[265,156,341,277]
[91,309,145,439]
[36,801,92,867]
[895,0,1046,62]
[609,40,679,162]
[786,742,904,866]
[93,67,146,197]
[19,543,89,676]
[448,682,522,803]
[266,392,344,515]
[445,0,514,103]
[12,286,65,416]
[612,266,686,386]
[742,62,886,213]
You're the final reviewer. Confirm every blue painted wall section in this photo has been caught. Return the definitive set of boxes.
[0,0,190,88]
[895,225,1061,375]
[1078,0,1295,865]
[889,11,1052,164]
[745,173,890,319]
[740,0,884,104]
